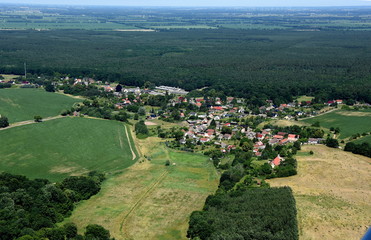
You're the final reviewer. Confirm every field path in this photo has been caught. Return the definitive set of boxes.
[119,170,169,238]
[0,115,64,131]
[124,125,136,161]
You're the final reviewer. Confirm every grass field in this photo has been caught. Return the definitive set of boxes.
[296,95,315,102]
[301,109,371,139]
[63,136,219,240]
[0,88,80,123]
[0,117,137,182]
[268,145,371,240]
[354,135,371,145]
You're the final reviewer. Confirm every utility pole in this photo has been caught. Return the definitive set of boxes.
[24,62,27,79]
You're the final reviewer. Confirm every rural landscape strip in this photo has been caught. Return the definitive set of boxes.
[0,115,65,131]
[124,124,137,161]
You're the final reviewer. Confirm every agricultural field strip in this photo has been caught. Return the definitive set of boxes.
[0,115,64,131]
[124,124,136,161]
[119,170,169,237]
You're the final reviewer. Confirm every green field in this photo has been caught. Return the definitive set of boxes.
[0,88,80,123]
[302,110,371,139]
[0,117,137,182]
[64,137,219,239]
[354,135,371,145]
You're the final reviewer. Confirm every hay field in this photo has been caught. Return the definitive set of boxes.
[268,145,371,240]
[63,135,219,240]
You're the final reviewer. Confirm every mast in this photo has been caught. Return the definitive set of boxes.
[24,62,27,79]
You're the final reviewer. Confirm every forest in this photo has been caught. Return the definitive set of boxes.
[187,187,298,240]
[0,28,370,104]
[0,172,112,240]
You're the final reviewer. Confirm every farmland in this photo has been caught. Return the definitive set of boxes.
[268,145,371,240]
[0,117,137,182]
[0,88,80,123]
[301,109,371,139]
[63,136,219,240]
[354,135,371,145]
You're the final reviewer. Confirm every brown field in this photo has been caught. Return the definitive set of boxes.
[63,133,219,240]
[268,145,371,240]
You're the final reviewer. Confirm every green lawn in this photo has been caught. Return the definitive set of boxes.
[0,117,137,182]
[302,109,371,139]
[0,88,81,123]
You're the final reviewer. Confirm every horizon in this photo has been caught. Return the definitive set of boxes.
[1,0,371,7]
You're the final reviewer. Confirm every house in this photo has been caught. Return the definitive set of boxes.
[308,138,324,144]
[288,134,299,142]
[223,134,232,140]
[273,135,284,139]
[255,152,262,157]
[270,155,284,168]
[277,132,287,136]
[279,138,289,145]
[200,138,210,143]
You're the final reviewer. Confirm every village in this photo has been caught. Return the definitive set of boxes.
[0,75,362,170]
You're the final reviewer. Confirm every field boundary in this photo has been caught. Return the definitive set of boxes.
[124,124,137,161]
[119,170,169,238]
[0,115,64,131]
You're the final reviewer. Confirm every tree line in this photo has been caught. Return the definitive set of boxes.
[0,172,113,240]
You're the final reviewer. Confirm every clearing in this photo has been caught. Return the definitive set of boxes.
[268,145,371,240]
[0,117,137,182]
[0,88,80,123]
[63,136,219,240]
[301,109,371,139]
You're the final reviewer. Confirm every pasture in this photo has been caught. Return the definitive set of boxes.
[268,145,371,240]
[0,117,137,182]
[63,136,219,240]
[301,109,371,139]
[354,135,371,145]
[0,88,80,123]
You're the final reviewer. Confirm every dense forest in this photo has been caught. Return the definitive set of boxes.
[0,29,370,104]
[0,172,112,240]
[187,187,298,240]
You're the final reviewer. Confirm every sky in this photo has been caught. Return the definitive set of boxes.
[1,0,371,7]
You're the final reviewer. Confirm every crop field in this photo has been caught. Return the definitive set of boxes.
[302,109,371,139]
[354,135,371,145]
[0,117,137,182]
[63,136,219,240]
[0,88,80,123]
[268,145,371,240]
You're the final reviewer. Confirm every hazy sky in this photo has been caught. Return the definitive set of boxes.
[2,0,371,7]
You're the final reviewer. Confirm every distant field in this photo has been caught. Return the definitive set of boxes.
[0,117,137,182]
[0,88,80,123]
[354,135,371,145]
[301,109,371,139]
[64,137,219,240]
[268,145,371,240]
[296,95,314,102]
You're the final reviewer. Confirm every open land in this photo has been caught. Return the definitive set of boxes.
[63,135,219,240]
[268,145,371,240]
[354,135,371,145]
[301,109,371,139]
[0,117,137,182]
[0,88,80,123]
